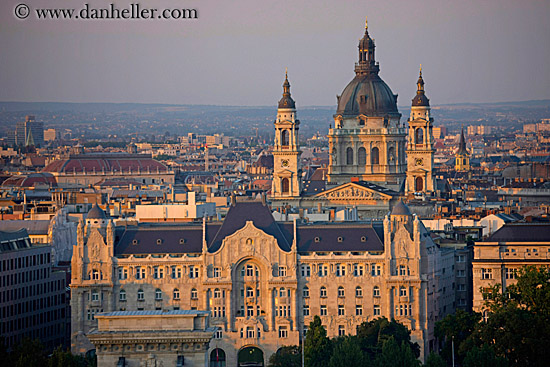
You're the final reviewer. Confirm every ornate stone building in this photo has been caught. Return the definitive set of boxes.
[327,21,407,190]
[271,71,302,200]
[405,67,436,195]
[455,129,470,172]
[71,200,451,365]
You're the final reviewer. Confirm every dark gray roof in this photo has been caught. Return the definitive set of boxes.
[115,224,206,255]
[0,220,50,235]
[208,201,292,252]
[391,200,412,216]
[87,204,106,219]
[296,223,384,252]
[485,223,550,242]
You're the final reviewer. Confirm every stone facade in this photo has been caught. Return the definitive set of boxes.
[472,223,550,313]
[71,200,453,364]
[88,310,214,367]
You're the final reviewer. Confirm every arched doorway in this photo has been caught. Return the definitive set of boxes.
[281,178,290,193]
[415,176,423,192]
[238,346,264,367]
[210,348,226,367]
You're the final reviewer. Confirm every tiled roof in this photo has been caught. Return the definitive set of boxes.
[485,223,550,242]
[115,225,205,255]
[296,223,384,252]
[43,153,168,174]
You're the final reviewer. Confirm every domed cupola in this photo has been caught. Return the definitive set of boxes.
[412,66,430,107]
[278,69,296,109]
[336,18,399,117]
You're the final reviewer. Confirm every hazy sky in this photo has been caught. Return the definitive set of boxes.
[1,0,549,106]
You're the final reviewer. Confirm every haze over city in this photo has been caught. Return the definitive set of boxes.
[1,0,549,106]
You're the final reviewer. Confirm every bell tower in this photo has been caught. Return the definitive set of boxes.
[272,70,302,200]
[405,66,435,195]
[455,128,470,172]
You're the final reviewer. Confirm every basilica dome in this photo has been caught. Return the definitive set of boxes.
[336,23,399,118]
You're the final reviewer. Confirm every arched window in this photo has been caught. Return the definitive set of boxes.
[355,286,363,297]
[119,289,126,302]
[210,348,226,367]
[281,178,290,193]
[173,288,180,300]
[346,147,354,165]
[320,286,327,298]
[415,128,424,144]
[415,176,424,192]
[303,286,309,298]
[388,147,395,164]
[279,287,286,298]
[281,130,290,146]
[214,288,221,298]
[191,288,198,299]
[137,289,144,301]
[371,147,379,165]
[358,147,366,165]
[155,288,162,301]
[373,286,380,297]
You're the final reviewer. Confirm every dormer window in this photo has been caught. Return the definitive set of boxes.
[132,239,138,245]
[156,239,162,245]
[337,237,343,242]
[179,239,185,245]
[361,236,366,242]
[314,237,320,243]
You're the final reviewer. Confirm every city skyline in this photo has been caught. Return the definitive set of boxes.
[0,0,549,107]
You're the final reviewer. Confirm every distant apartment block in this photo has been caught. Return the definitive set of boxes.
[523,119,550,133]
[467,125,492,135]
[0,229,68,351]
[13,115,44,147]
[432,126,447,139]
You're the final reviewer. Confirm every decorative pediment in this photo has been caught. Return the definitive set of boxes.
[314,182,394,201]
[276,169,294,177]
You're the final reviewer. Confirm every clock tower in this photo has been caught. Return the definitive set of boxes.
[271,70,302,201]
[405,67,435,195]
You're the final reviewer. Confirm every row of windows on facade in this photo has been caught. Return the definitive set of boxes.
[106,263,393,281]
[1,322,65,349]
[0,252,51,272]
[481,267,518,280]
[1,307,66,335]
[341,146,394,165]
[1,277,63,303]
[1,292,66,319]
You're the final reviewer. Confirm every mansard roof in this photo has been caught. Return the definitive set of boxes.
[296,222,384,252]
[484,223,550,243]
[208,201,292,252]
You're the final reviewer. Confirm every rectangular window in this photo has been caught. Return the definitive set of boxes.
[374,305,380,316]
[246,327,254,338]
[213,267,221,278]
[279,266,287,277]
[171,266,181,279]
[303,304,310,316]
[505,268,516,279]
[91,291,99,302]
[118,267,127,280]
[371,264,381,276]
[355,305,363,316]
[458,284,466,291]
[335,264,346,277]
[457,255,465,262]
[320,305,327,316]
[457,270,465,277]
[338,305,345,316]
[135,267,145,280]
[353,264,364,277]
[153,266,163,279]
[481,268,493,280]
[190,266,199,279]
[215,329,223,339]
[247,306,254,317]
[279,326,288,338]
[301,264,311,278]
[338,325,345,337]
[319,265,328,277]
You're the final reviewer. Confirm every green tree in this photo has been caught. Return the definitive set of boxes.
[10,337,47,367]
[473,266,550,366]
[356,317,420,360]
[435,309,481,364]
[268,345,301,367]
[328,336,367,367]
[462,345,508,367]
[305,315,332,367]
[374,336,420,367]
[423,352,446,367]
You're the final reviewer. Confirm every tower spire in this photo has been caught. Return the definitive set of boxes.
[411,65,429,106]
[365,16,368,30]
[278,69,295,109]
